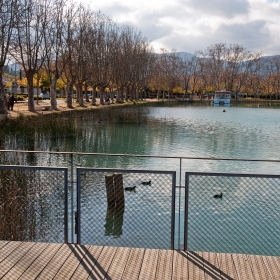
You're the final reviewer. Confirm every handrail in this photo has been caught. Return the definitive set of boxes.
[1,149,280,162]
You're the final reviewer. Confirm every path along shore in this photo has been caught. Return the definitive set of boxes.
[1,98,160,120]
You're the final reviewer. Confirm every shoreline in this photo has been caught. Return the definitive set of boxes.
[1,98,160,120]
[1,97,279,121]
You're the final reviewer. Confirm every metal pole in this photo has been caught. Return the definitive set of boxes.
[178,157,182,249]
[171,172,176,250]
[77,168,81,244]
[184,173,189,251]
[71,153,74,243]
[64,169,68,243]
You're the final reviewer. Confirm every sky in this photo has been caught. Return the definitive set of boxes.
[81,0,280,56]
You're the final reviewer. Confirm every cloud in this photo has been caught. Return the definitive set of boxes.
[81,0,280,55]
[215,20,271,52]
[186,0,250,17]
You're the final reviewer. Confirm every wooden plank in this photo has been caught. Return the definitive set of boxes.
[217,253,238,280]
[18,243,62,280]
[53,244,88,279]
[262,256,280,279]
[232,253,255,280]
[122,247,145,280]
[71,246,103,280]
[172,250,188,280]
[155,249,173,280]
[186,251,205,280]
[247,254,272,280]
[36,243,73,279]
[138,249,159,280]
[0,241,22,263]
[0,242,34,278]
[2,242,48,280]
[202,251,221,280]
[0,240,9,250]
[106,247,131,279]
[88,246,117,279]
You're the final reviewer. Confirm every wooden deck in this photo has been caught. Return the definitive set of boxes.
[0,241,279,279]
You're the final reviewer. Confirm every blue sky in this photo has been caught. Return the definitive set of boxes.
[81,0,280,56]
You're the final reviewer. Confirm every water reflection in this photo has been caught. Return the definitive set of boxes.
[104,204,125,238]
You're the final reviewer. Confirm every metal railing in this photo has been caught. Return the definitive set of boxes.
[0,150,280,255]
[0,165,68,243]
[184,172,280,256]
[76,168,176,249]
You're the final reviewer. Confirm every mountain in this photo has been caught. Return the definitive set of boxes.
[171,52,195,60]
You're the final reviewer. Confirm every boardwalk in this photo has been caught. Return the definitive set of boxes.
[0,241,279,279]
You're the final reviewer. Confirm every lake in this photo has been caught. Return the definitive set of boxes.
[64,102,280,175]
[1,101,280,254]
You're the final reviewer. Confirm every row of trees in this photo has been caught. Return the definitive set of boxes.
[0,0,154,114]
[1,1,280,114]
[151,44,280,100]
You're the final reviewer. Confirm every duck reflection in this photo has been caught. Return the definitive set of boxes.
[104,203,124,238]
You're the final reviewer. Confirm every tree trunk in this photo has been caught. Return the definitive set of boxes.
[120,87,124,102]
[0,71,8,114]
[50,78,58,110]
[125,86,129,102]
[26,71,35,112]
[91,87,97,106]
[66,81,73,108]
[110,88,114,103]
[85,83,89,102]
[77,83,84,106]
[100,86,105,105]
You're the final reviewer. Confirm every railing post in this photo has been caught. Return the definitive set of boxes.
[76,168,81,244]
[184,173,189,251]
[178,157,182,249]
[171,172,176,250]
[70,153,74,243]
[64,168,68,243]
[179,157,182,188]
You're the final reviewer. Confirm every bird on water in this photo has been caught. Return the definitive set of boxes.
[141,180,151,185]
[125,186,136,191]
[213,192,223,198]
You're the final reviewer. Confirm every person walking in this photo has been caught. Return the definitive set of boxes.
[10,94,16,111]
[6,93,11,110]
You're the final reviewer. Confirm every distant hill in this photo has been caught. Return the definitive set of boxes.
[171,52,195,60]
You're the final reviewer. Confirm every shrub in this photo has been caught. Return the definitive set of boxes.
[16,96,25,101]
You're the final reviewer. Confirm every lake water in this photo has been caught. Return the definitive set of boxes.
[72,102,280,255]
[2,102,280,255]
[65,102,280,175]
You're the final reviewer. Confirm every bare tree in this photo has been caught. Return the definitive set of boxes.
[61,2,78,108]
[44,0,66,110]
[0,0,17,114]
[222,44,261,99]
[12,0,50,112]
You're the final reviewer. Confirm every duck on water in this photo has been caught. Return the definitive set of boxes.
[213,192,223,198]
[124,186,136,191]
[141,180,151,185]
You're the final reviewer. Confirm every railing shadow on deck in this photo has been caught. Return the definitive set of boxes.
[178,250,235,280]
[68,244,113,280]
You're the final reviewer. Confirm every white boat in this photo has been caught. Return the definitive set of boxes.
[213,90,231,104]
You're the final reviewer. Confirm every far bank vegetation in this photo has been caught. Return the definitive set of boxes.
[1,0,280,115]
